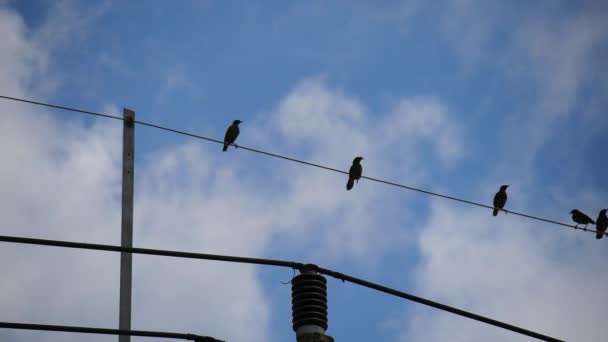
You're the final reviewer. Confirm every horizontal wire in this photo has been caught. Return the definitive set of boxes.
[0,234,303,269]
[0,95,123,121]
[0,321,223,342]
[0,234,564,342]
[1,94,602,236]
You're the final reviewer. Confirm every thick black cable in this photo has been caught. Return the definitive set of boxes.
[316,267,563,342]
[0,235,564,341]
[0,235,302,269]
[0,94,601,237]
[0,322,222,342]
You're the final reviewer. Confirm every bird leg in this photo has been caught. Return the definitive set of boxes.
[574,223,579,230]
[503,209,509,214]
[232,143,239,149]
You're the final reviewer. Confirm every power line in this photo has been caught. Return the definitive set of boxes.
[0,95,123,121]
[0,321,223,342]
[1,94,602,237]
[0,234,564,342]
[317,267,564,342]
[0,234,302,269]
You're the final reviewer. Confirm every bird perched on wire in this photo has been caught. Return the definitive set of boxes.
[223,120,242,152]
[346,156,364,191]
[492,185,509,216]
[596,209,607,239]
[569,209,595,230]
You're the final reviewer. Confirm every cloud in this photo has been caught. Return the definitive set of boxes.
[3,2,605,342]
[398,3,608,341]
[250,78,465,260]
[157,65,204,104]
[0,82,464,341]
[0,7,47,98]
[435,1,608,168]
[403,201,608,342]
[0,5,468,341]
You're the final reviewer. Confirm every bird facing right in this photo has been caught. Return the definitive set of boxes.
[223,120,242,152]
[569,209,595,230]
[346,156,364,191]
[492,185,508,216]
[596,209,607,239]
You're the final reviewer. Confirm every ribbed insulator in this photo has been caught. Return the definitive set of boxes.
[291,272,328,332]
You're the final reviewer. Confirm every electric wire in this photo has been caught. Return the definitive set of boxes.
[0,94,602,237]
[0,321,223,342]
[0,234,564,342]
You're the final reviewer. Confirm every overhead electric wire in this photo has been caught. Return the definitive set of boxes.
[0,234,302,269]
[0,95,123,122]
[1,94,602,237]
[0,321,223,342]
[0,234,564,342]
[317,266,562,342]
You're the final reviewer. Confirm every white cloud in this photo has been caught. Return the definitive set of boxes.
[0,8,48,98]
[157,65,204,104]
[4,2,605,342]
[0,5,468,342]
[383,98,464,164]
[434,1,608,172]
[403,201,608,342]
[397,3,608,341]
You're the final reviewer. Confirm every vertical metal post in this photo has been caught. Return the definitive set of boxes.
[119,109,135,342]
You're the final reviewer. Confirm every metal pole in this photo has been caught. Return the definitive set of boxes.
[119,108,135,342]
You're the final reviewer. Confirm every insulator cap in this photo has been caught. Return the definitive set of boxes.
[291,272,328,332]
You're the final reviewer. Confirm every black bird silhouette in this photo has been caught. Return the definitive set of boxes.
[223,120,242,152]
[596,209,607,239]
[570,209,595,230]
[346,156,364,191]
[492,185,509,216]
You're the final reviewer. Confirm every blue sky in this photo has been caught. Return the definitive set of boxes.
[0,1,607,341]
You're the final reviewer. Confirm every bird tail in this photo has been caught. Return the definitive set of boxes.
[493,208,499,216]
[346,178,354,191]
[597,231,603,239]
[223,143,229,152]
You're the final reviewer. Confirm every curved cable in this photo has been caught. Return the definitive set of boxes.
[0,234,564,341]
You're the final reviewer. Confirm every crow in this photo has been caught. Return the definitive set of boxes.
[596,209,607,239]
[492,185,509,216]
[223,120,242,152]
[569,209,595,230]
[346,156,364,191]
